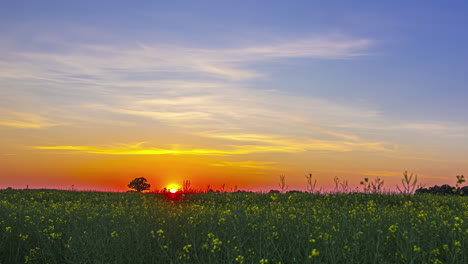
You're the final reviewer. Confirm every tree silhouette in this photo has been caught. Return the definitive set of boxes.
[128,177,151,192]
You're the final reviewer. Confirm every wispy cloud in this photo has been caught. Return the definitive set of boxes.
[83,86,380,140]
[402,122,468,135]
[32,131,395,157]
[32,141,301,156]
[210,161,280,170]
[338,121,468,137]
[312,126,361,141]
[0,109,61,129]
[2,32,403,159]
[203,133,395,152]
[0,33,378,134]
[230,37,371,59]
[0,34,372,82]
[32,141,304,155]
[33,144,243,156]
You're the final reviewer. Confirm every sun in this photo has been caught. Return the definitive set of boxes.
[166,183,180,193]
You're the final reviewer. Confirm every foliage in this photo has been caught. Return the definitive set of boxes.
[415,184,468,196]
[333,176,349,193]
[278,175,288,193]
[182,180,192,193]
[127,177,151,192]
[1,190,467,263]
[305,173,317,193]
[360,177,385,194]
[396,171,418,195]
[456,175,466,188]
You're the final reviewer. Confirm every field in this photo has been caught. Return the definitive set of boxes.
[0,190,467,264]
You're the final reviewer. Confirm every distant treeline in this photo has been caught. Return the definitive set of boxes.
[415,184,468,196]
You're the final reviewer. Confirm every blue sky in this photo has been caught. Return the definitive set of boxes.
[3,0,468,118]
[1,1,468,190]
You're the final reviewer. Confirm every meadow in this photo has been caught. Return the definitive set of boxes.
[0,189,467,264]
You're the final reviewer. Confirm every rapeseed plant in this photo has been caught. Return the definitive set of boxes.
[0,189,467,263]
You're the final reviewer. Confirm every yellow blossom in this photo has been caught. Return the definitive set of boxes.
[308,248,320,258]
[388,224,398,233]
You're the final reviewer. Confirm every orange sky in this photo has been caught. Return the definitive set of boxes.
[0,122,464,192]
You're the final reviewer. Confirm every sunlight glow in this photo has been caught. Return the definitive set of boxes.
[166,183,180,193]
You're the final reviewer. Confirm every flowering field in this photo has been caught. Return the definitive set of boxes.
[0,190,467,263]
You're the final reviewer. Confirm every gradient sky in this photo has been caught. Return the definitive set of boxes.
[1,1,468,191]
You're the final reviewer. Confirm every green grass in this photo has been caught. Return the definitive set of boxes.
[0,190,467,263]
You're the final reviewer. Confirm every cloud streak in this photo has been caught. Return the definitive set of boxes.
[0,33,379,136]
[33,143,293,156]
[33,130,395,157]
[202,133,395,152]
[3,31,431,161]
[210,161,280,170]
[0,109,61,129]
[1,34,372,82]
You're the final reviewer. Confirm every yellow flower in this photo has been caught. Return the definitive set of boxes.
[49,232,62,240]
[235,255,244,263]
[413,245,421,252]
[388,224,398,233]
[24,247,40,264]
[183,244,192,253]
[308,248,320,258]
[110,231,118,238]
[454,241,461,247]
[259,259,268,264]
[157,229,165,238]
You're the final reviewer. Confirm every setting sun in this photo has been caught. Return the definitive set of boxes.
[166,183,180,193]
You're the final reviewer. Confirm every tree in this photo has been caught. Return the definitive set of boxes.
[456,175,465,188]
[128,177,151,192]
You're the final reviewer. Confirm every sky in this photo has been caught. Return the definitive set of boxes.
[1,0,468,192]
